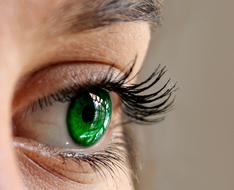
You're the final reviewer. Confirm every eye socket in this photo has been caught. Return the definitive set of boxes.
[66,88,112,147]
[12,65,122,183]
[12,63,175,184]
[14,94,115,151]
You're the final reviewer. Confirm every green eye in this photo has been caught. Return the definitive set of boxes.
[66,88,112,147]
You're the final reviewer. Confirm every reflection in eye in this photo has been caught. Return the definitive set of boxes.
[13,62,176,184]
[67,88,112,147]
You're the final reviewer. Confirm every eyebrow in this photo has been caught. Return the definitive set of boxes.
[52,0,162,33]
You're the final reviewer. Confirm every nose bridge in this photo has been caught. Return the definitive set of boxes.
[0,7,23,190]
[0,66,22,190]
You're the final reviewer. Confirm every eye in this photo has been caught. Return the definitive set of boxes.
[13,63,175,184]
[67,88,112,147]
[14,86,113,149]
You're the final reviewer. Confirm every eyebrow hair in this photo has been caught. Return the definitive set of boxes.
[54,0,162,33]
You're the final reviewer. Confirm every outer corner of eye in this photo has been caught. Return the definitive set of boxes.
[111,92,121,112]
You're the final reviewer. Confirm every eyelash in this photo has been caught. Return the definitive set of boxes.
[59,128,129,180]
[30,62,176,123]
[25,61,176,181]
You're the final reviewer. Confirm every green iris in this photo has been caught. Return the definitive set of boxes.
[66,88,112,147]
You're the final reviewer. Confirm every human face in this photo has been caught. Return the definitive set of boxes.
[0,1,171,190]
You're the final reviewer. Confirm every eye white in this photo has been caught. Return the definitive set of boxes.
[17,102,80,148]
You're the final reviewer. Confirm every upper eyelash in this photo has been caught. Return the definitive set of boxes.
[106,63,177,124]
[30,59,176,124]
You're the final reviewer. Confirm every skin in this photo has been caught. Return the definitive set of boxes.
[0,1,150,190]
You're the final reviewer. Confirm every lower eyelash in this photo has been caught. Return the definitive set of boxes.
[58,125,132,182]
[14,124,133,184]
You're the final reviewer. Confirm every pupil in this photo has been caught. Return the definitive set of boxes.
[82,104,95,123]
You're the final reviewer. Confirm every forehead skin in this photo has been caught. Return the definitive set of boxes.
[0,0,150,74]
[0,1,151,190]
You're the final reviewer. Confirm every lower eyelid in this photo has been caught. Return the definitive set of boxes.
[13,122,129,184]
[14,137,107,184]
[17,148,98,184]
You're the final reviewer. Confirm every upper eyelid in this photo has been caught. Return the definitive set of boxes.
[13,61,176,124]
[12,63,123,114]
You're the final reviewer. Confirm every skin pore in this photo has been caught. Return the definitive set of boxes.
[0,1,156,190]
